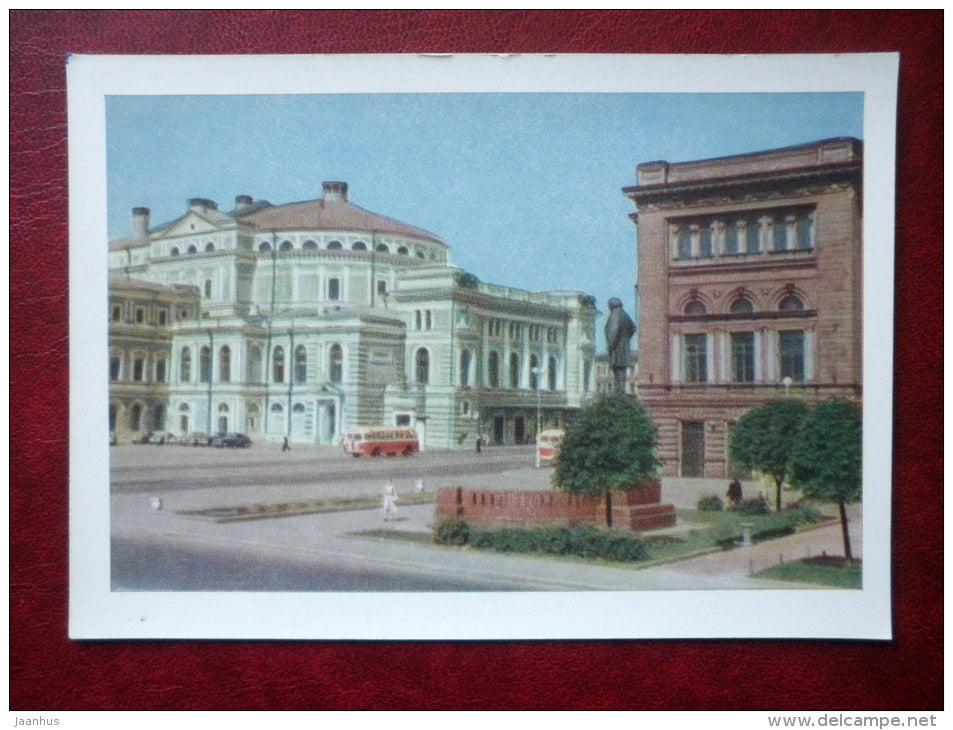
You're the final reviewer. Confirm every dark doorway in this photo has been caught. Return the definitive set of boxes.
[514,417,525,445]
[681,421,705,477]
[493,416,504,445]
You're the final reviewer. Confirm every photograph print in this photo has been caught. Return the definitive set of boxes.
[69,53,897,640]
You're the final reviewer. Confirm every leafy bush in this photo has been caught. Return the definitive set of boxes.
[434,521,649,563]
[434,520,470,545]
[729,497,772,516]
[697,494,725,512]
[784,502,823,524]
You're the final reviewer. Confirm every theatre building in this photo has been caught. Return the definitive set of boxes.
[623,138,863,478]
[107,181,598,449]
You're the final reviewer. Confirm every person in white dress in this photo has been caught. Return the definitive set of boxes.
[381,478,399,521]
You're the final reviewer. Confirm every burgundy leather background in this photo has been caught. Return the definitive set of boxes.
[10,11,942,710]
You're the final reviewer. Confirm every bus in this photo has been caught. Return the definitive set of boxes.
[535,428,565,467]
[341,427,419,457]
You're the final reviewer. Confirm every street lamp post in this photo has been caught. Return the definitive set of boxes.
[532,366,542,468]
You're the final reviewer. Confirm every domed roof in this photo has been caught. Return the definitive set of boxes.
[236,181,447,248]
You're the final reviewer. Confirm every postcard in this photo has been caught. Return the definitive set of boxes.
[68,53,897,639]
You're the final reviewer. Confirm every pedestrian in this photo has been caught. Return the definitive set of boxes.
[475,435,482,454]
[282,436,290,452]
[381,478,399,521]
[726,479,743,506]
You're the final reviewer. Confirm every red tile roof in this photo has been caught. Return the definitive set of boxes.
[239,198,447,247]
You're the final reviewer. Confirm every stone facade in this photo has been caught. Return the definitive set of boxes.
[108,182,599,448]
[435,481,676,531]
[623,138,863,478]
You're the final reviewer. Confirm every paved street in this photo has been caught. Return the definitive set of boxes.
[110,442,862,592]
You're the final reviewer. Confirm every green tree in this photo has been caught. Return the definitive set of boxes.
[729,399,811,511]
[789,400,862,561]
[553,394,659,527]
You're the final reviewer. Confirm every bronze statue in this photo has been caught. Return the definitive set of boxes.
[604,297,635,394]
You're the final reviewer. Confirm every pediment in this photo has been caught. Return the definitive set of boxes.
[157,211,232,239]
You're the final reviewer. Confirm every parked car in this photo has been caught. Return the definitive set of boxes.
[148,431,177,445]
[183,432,212,447]
[210,433,252,448]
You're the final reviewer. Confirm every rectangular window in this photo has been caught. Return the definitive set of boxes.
[699,226,712,257]
[779,330,805,382]
[772,219,788,251]
[745,221,760,253]
[158,309,168,326]
[133,357,145,382]
[377,280,387,296]
[796,213,813,250]
[677,228,692,259]
[328,277,340,301]
[156,358,166,383]
[731,332,755,383]
[111,305,122,322]
[684,333,707,383]
[724,224,739,255]
[135,308,145,323]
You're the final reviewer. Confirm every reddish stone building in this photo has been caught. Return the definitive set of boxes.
[623,138,863,478]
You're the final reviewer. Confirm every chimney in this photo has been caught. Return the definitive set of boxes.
[132,207,150,239]
[234,195,253,215]
[188,197,218,214]
[322,181,348,203]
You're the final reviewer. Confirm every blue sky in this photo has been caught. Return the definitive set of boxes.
[107,92,863,325]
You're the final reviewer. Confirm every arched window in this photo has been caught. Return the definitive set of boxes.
[293,402,306,414]
[199,345,212,383]
[460,349,472,387]
[247,345,262,384]
[352,241,367,251]
[329,344,343,383]
[187,244,197,254]
[548,355,558,390]
[529,354,540,390]
[684,300,707,316]
[375,243,389,253]
[170,247,180,257]
[219,345,231,382]
[273,345,285,383]
[509,352,520,389]
[294,344,307,384]
[279,240,293,251]
[415,348,430,385]
[302,240,318,250]
[180,347,192,382]
[397,246,409,255]
[779,295,804,312]
[487,351,500,388]
[205,242,215,252]
[730,299,753,315]
[109,353,121,381]
[153,404,166,431]
[327,240,343,250]
[130,403,143,432]
[259,241,272,252]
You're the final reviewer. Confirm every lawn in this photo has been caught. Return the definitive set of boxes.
[752,558,862,589]
[640,506,827,563]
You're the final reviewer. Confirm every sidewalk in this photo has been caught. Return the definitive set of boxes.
[111,465,861,592]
